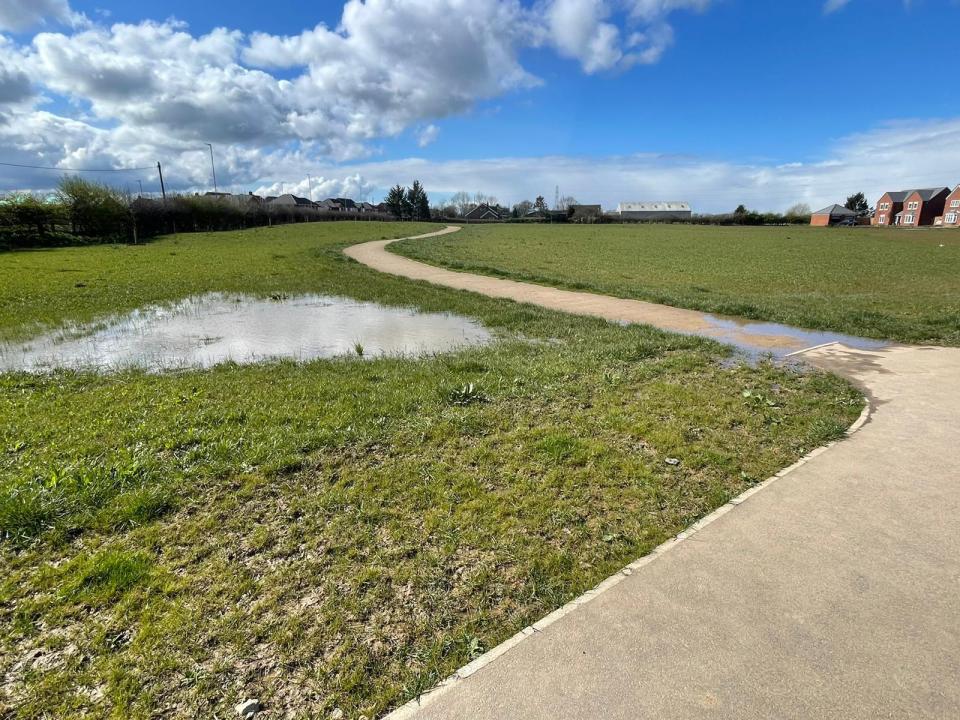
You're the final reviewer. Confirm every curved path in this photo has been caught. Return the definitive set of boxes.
[346,227,960,720]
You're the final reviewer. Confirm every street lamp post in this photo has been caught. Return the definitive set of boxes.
[205,143,218,193]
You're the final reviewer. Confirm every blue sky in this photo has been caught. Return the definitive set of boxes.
[1,0,959,210]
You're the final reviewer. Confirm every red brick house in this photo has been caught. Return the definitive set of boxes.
[935,185,960,228]
[873,190,910,227]
[892,187,950,227]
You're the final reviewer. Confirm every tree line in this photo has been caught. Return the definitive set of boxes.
[0,177,399,250]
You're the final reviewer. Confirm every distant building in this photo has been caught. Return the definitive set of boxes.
[359,202,377,213]
[874,187,950,227]
[898,187,950,227]
[936,185,960,228]
[268,194,316,208]
[202,191,264,209]
[873,190,910,227]
[330,198,359,212]
[810,204,858,227]
[614,201,691,221]
[464,203,507,220]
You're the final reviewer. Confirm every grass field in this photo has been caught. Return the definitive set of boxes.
[392,224,960,345]
[0,223,863,719]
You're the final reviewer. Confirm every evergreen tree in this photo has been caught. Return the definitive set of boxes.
[385,185,407,218]
[408,180,430,221]
[845,192,869,215]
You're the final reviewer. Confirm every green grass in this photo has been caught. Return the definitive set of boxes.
[392,223,960,345]
[0,222,863,719]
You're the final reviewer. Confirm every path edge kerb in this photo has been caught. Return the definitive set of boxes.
[342,228,874,720]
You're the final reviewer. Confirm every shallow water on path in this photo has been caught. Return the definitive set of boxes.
[697,314,890,359]
[0,293,493,373]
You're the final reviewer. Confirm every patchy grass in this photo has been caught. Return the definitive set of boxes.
[0,222,863,718]
[392,223,960,345]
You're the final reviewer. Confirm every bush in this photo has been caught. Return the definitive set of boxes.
[0,193,77,249]
[57,176,133,240]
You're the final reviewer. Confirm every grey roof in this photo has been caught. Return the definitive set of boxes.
[882,191,910,203]
[813,204,857,216]
[884,187,950,202]
[617,201,690,213]
[910,187,950,201]
[465,203,503,219]
[269,193,315,206]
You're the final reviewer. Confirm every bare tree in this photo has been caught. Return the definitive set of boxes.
[450,191,472,216]
[558,195,578,211]
[513,199,534,217]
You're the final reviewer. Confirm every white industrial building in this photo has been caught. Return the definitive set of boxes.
[614,201,692,221]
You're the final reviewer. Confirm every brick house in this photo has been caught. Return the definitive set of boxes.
[935,185,960,228]
[873,190,910,227]
[880,187,950,227]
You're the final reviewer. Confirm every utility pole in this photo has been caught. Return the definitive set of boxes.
[137,180,143,197]
[307,174,313,201]
[205,143,218,193]
[157,162,167,202]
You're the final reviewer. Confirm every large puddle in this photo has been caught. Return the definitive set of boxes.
[0,293,493,373]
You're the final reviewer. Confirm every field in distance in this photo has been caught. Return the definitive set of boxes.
[392,224,960,346]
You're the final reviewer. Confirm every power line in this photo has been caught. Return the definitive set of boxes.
[0,161,155,173]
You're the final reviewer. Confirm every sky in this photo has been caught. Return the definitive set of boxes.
[0,0,958,212]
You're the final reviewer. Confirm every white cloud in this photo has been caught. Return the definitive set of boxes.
[545,0,623,73]
[254,174,377,201]
[0,0,78,32]
[0,0,714,183]
[244,0,538,143]
[417,124,440,148]
[246,117,958,213]
[823,0,852,14]
[2,103,957,214]
[542,0,712,71]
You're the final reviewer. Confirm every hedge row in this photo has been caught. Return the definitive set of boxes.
[0,178,399,251]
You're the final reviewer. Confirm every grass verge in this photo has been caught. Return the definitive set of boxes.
[1,222,863,718]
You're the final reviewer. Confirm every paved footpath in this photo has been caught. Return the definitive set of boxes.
[346,228,960,720]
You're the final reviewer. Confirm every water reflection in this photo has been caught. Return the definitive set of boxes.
[0,293,493,373]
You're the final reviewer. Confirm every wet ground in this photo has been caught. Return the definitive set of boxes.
[695,313,890,360]
[0,292,493,373]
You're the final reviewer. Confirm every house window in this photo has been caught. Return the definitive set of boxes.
[878,215,886,224]
[880,202,889,210]
[951,200,960,208]
[907,201,919,210]
[903,214,915,224]
[947,212,958,225]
